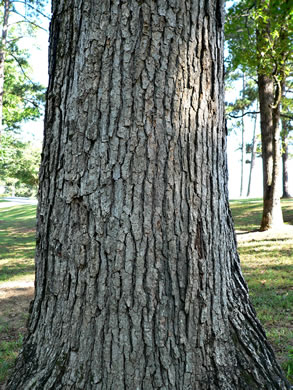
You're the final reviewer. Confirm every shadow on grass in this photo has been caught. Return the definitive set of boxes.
[0,263,35,282]
[230,198,293,231]
[236,229,260,235]
[249,289,292,311]
[0,206,36,220]
[0,245,35,261]
[239,244,293,258]
[229,198,263,203]
[241,237,293,243]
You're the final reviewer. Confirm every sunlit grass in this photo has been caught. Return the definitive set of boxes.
[0,201,292,384]
[230,199,293,383]
[0,205,36,283]
[0,204,36,384]
[230,198,293,231]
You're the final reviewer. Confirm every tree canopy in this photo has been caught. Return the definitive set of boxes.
[226,0,293,79]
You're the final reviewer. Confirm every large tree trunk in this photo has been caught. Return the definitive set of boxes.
[7,1,289,389]
[281,121,291,199]
[258,74,283,231]
[0,0,10,140]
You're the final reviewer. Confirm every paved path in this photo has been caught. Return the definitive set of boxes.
[0,197,37,207]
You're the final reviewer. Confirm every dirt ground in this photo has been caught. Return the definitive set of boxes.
[0,281,34,321]
[0,281,34,389]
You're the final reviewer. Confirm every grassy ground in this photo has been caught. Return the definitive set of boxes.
[0,200,292,385]
[230,198,293,383]
[0,204,36,386]
[0,205,36,282]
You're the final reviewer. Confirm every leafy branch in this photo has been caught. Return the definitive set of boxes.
[10,9,48,31]
[12,0,50,20]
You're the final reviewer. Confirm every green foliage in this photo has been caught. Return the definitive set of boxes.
[3,55,45,131]
[0,1,46,193]
[226,0,293,79]
[0,2,47,131]
[0,133,41,192]
[9,0,50,29]
[225,0,293,174]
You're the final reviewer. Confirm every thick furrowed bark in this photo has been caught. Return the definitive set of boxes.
[7,1,290,389]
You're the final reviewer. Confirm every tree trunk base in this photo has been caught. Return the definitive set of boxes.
[281,193,292,199]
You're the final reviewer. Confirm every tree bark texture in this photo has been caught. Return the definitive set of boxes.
[258,74,283,231]
[281,121,291,199]
[0,0,11,139]
[7,1,290,389]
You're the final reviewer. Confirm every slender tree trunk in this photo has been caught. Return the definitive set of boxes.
[0,0,10,140]
[240,121,245,197]
[240,73,245,197]
[281,122,291,198]
[240,119,244,197]
[247,112,258,197]
[7,1,289,389]
[258,74,283,230]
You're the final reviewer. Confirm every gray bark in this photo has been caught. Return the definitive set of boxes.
[7,0,290,389]
[258,74,283,231]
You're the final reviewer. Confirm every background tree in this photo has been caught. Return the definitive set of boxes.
[3,47,45,129]
[225,70,258,197]
[246,110,259,197]
[0,0,49,138]
[281,120,292,198]
[280,84,293,199]
[7,0,290,389]
[226,0,293,230]
[0,43,45,195]
[0,0,47,194]
[0,134,41,195]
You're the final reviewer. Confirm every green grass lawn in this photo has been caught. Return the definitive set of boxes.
[230,198,293,383]
[0,204,36,384]
[0,205,36,283]
[0,201,292,385]
[229,198,293,231]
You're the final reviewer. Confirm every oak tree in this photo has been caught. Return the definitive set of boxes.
[226,0,293,230]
